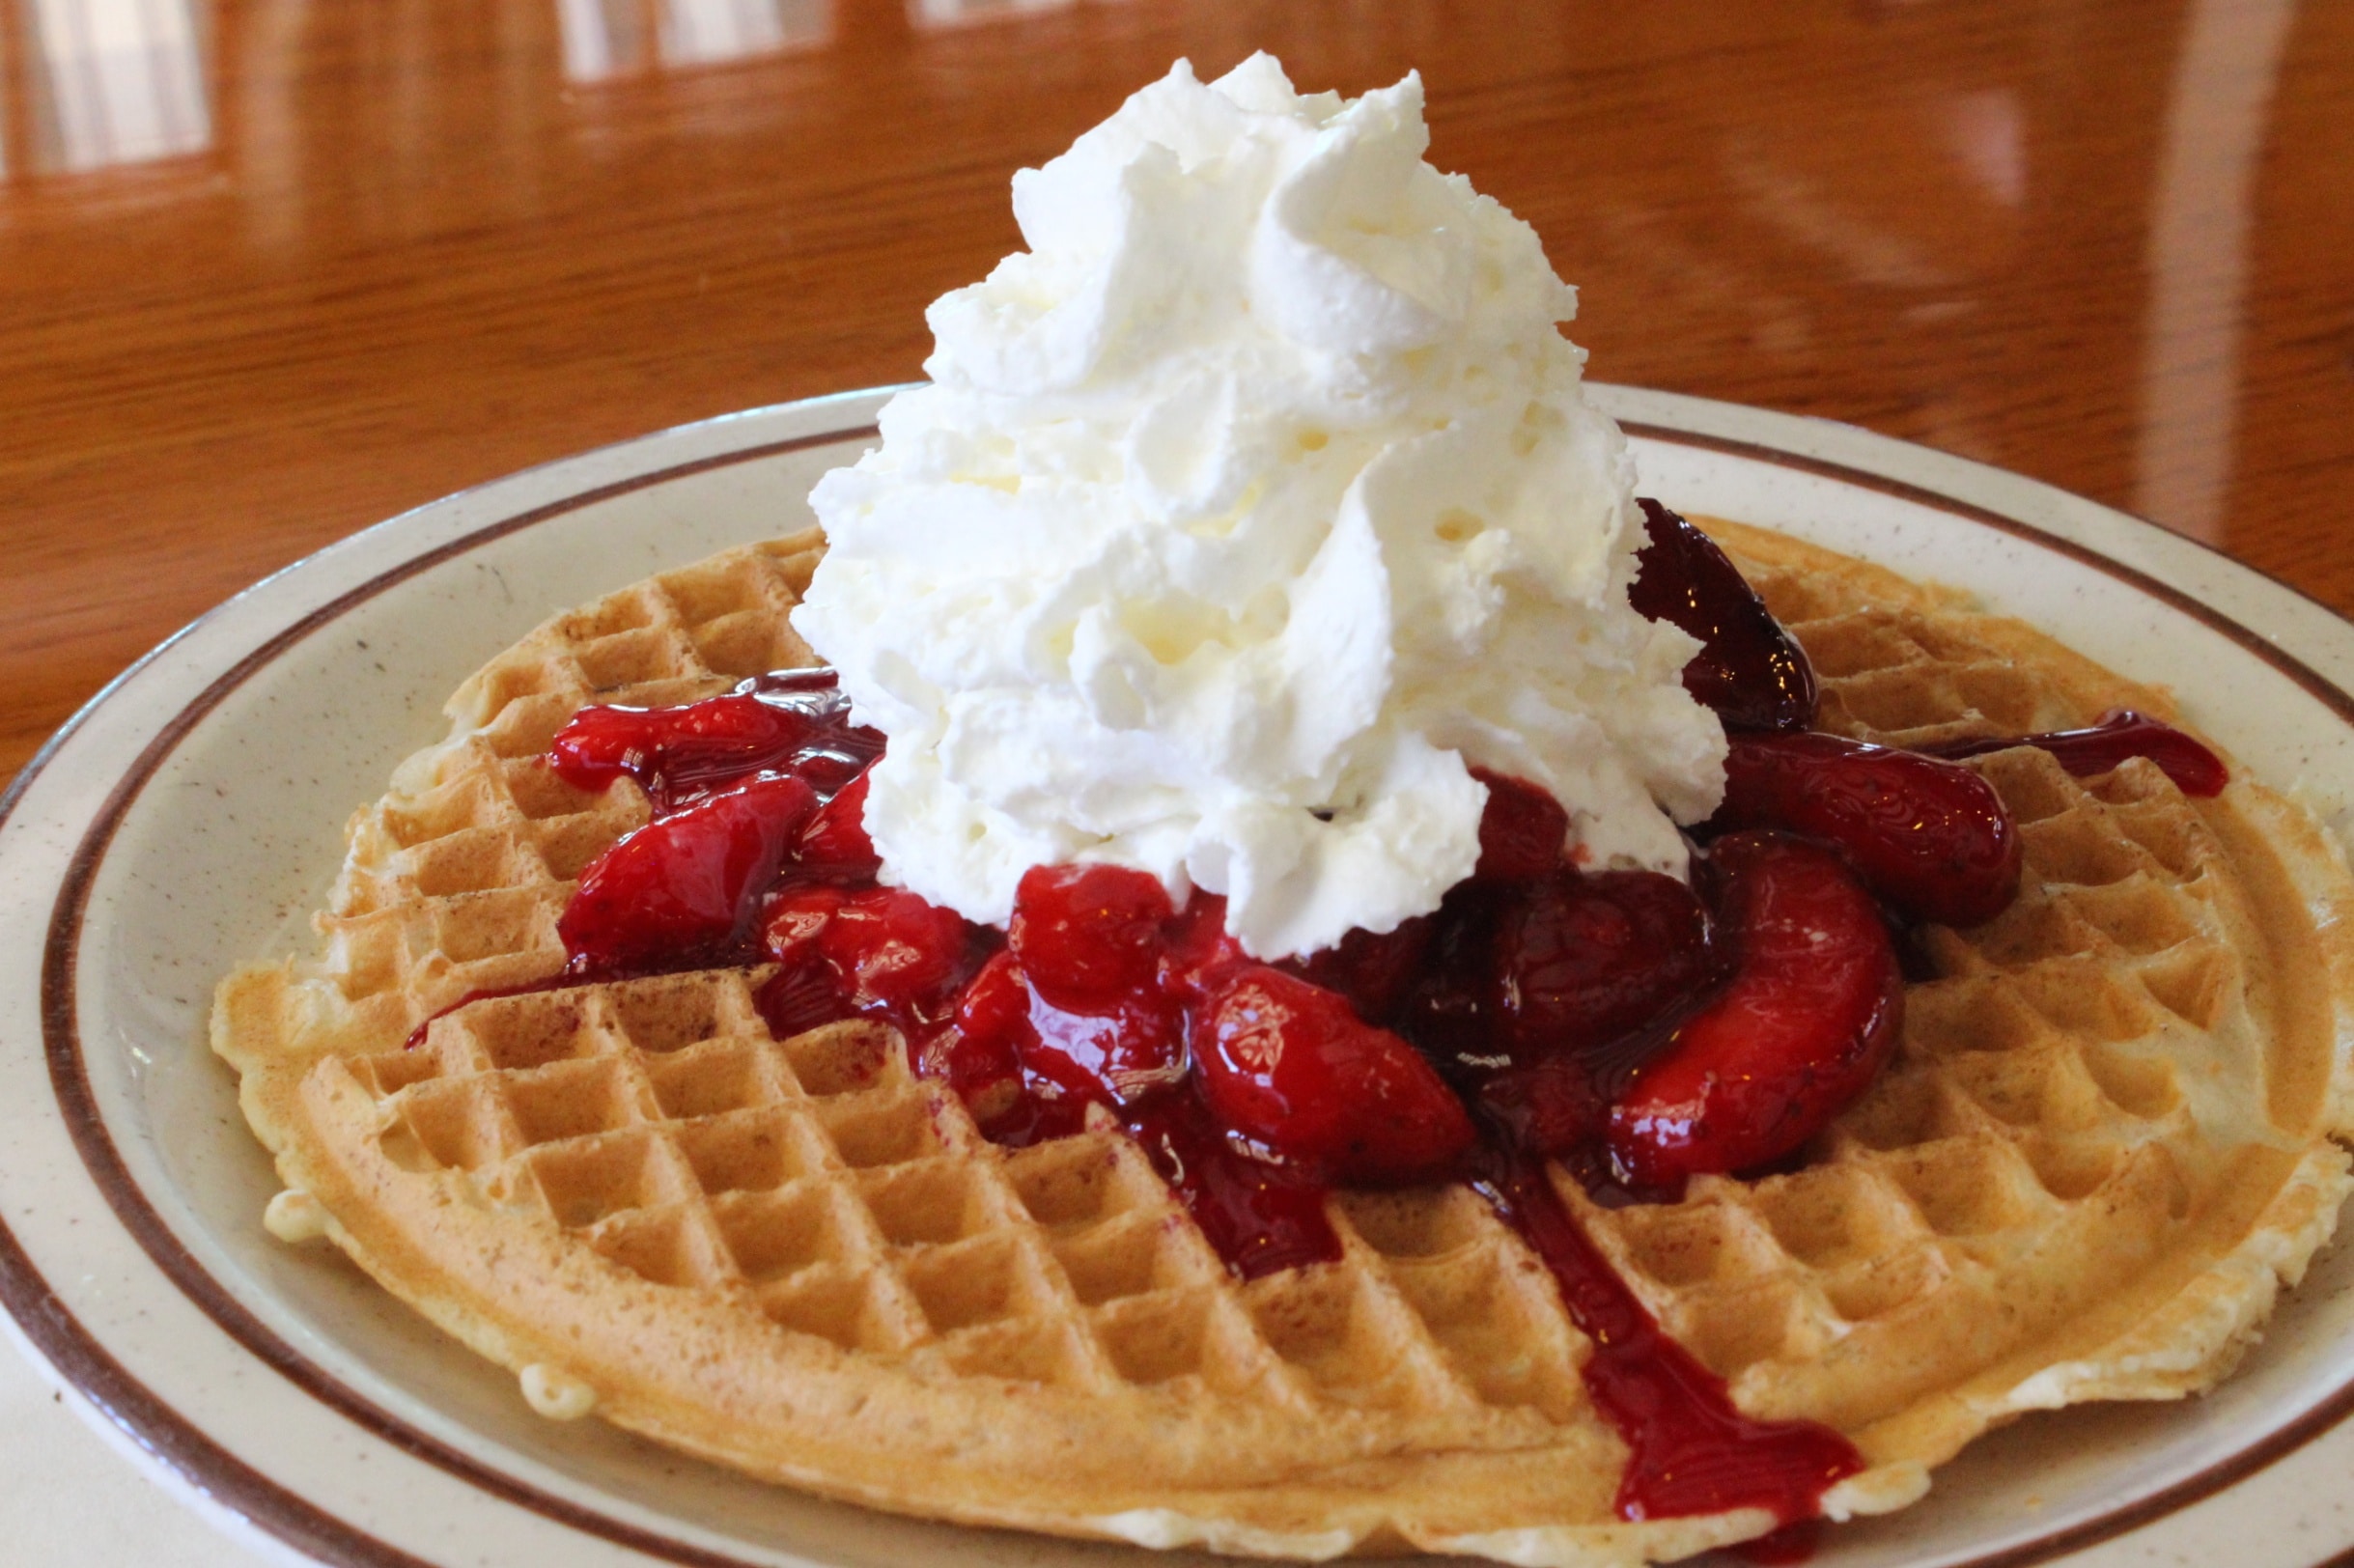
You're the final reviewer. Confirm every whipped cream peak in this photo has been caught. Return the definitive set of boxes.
[794,53,1725,958]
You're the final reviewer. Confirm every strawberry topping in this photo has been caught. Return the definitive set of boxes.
[549,673,880,811]
[1470,766,1571,881]
[534,550,2229,1546]
[802,886,976,1013]
[1192,965,1477,1185]
[1009,863,1178,1009]
[1628,499,1818,733]
[795,770,883,881]
[1281,915,1435,1026]
[558,774,818,969]
[1607,832,1904,1187]
[1489,869,1720,1061]
[550,692,818,802]
[1715,730,2023,926]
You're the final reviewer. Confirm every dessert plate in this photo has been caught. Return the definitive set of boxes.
[7,385,2354,1568]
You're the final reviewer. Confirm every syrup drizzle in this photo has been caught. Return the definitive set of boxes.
[1918,709,2228,797]
[1467,1148,1862,1525]
[520,671,2232,1547]
[1104,1091,1343,1279]
[401,974,573,1050]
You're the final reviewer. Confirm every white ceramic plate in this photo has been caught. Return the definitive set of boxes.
[8,385,2354,1568]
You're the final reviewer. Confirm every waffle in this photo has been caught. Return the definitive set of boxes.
[212,520,2354,1565]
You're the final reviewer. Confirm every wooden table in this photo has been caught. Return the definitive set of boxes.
[5,0,2352,791]
[0,3,2348,1558]
[4,0,2354,781]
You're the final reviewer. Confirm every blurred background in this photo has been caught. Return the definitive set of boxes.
[1,0,2348,787]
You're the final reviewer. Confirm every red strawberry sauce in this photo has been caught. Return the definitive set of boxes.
[1470,1152,1863,1524]
[530,667,1874,1534]
[518,515,2228,1544]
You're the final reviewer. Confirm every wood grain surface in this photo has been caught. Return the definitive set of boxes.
[3,0,2349,790]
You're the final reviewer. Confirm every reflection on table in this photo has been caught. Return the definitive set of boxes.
[554,0,829,82]
[0,0,2346,797]
[10,0,210,172]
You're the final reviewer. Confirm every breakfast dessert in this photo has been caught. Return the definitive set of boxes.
[213,54,2354,1567]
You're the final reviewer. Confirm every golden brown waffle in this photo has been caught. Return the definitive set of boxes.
[213,520,2354,1566]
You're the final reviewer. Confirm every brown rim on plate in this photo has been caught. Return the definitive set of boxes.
[22,429,868,1568]
[10,405,2354,1568]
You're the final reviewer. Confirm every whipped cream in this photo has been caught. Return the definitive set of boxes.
[794,53,1724,959]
